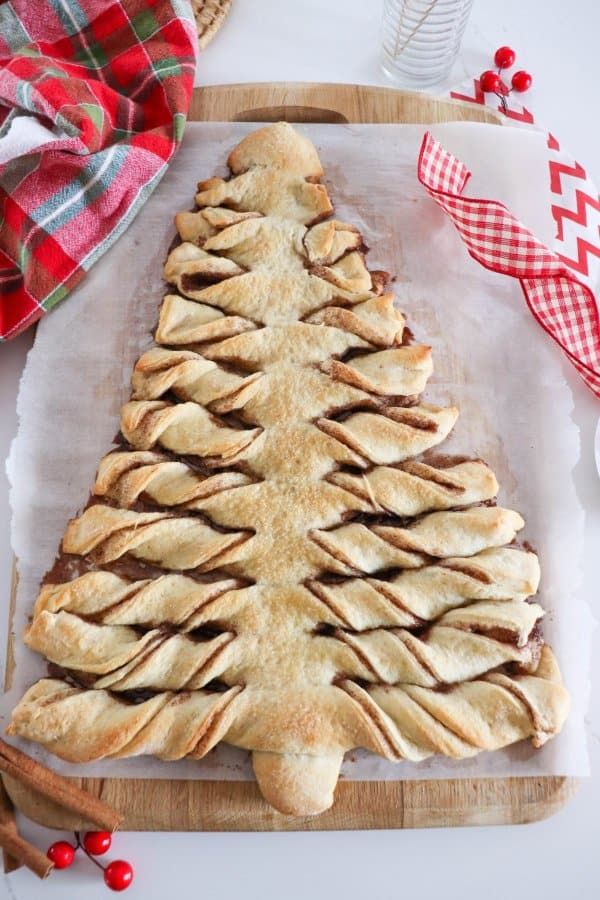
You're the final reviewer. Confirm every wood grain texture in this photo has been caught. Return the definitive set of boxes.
[188,81,502,125]
[2,775,578,832]
[4,83,576,831]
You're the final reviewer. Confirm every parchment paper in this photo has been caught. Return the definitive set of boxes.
[3,122,593,781]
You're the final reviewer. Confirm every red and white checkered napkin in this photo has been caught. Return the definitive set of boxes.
[418,132,600,396]
[448,79,600,291]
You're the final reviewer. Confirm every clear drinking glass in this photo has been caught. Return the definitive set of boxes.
[381,0,474,87]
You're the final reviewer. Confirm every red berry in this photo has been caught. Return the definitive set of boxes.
[83,831,112,856]
[511,70,532,92]
[479,70,500,93]
[47,841,76,869]
[494,46,516,69]
[104,860,134,892]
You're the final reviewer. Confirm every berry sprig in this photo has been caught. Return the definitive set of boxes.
[47,832,134,891]
[479,46,533,113]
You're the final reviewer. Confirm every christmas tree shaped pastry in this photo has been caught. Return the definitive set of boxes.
[9,123,569,816]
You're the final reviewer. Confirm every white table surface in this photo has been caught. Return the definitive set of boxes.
[1,1,599,898]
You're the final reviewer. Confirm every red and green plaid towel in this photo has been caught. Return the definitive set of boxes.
[0,0,196,339]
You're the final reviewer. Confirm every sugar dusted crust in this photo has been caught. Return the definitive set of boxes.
[9,123,569,817]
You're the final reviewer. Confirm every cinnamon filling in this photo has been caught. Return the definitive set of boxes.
[43,551,252,587]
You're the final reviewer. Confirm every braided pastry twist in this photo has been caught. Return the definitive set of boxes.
[174,207,261,243]
[304,295,405,347]
[321,345,433,396]
[120,400,262,462]
[33,571,246,629]
[9,679,243,762]
[311,507,524,575]
[303,220,362,265]
[318,404,459,465]
[164,242,245,284]
[94,451,253,508]
[131,348,264,414]
[155,294,257,346]
[63,505,252,570]
[26,611,237,691]
[328,459,498,516]
[307,547,540,629]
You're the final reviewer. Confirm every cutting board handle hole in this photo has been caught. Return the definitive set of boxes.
[233,105,348,124]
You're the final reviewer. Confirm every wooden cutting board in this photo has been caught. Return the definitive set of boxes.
[2,83,578,831]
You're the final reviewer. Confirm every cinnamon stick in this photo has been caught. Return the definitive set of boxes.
[0,823,53,879]
[0,777,52,878]
[0,778,21,873]
[0,739,123,832]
